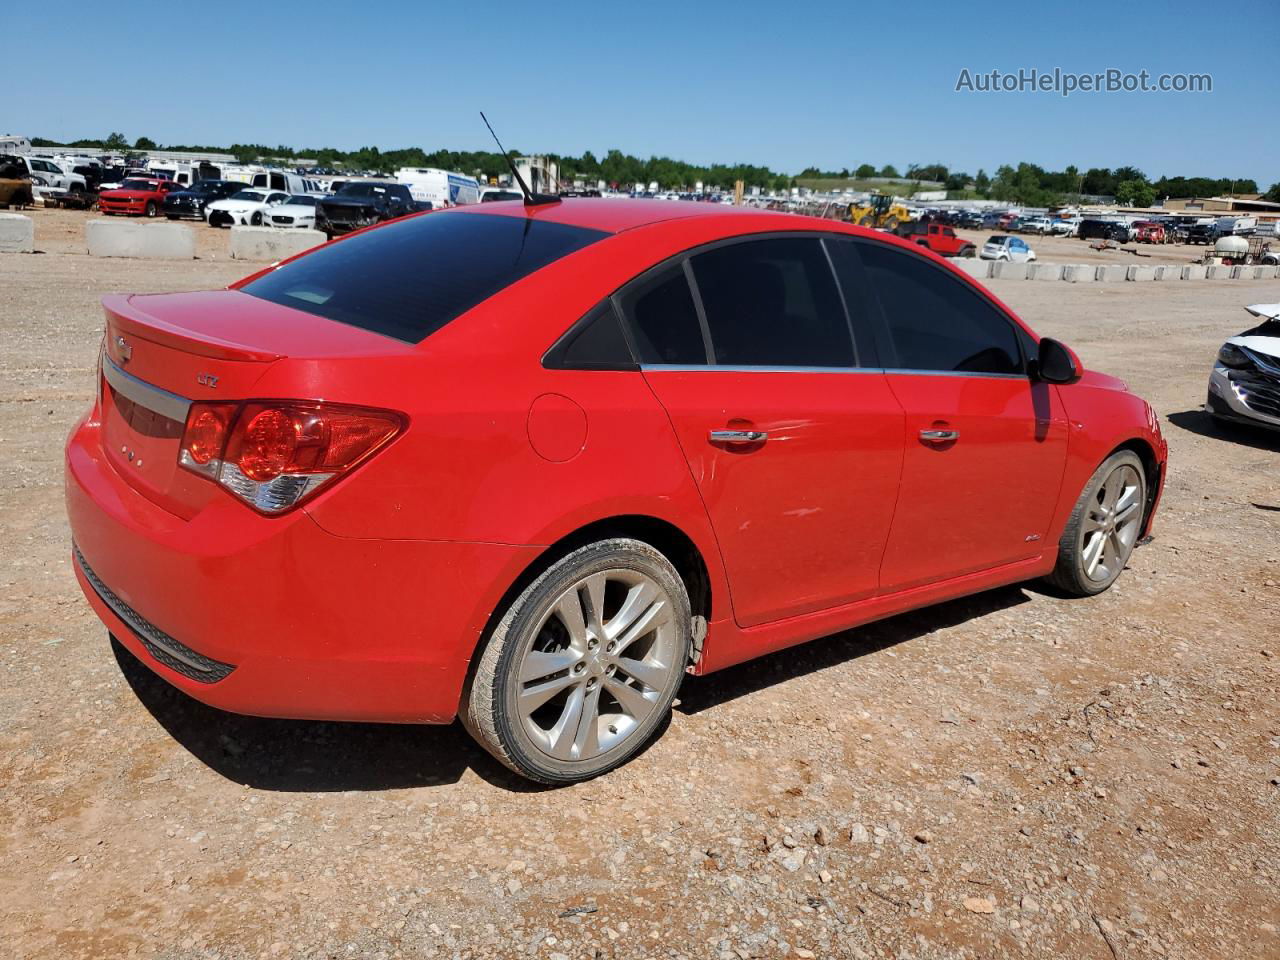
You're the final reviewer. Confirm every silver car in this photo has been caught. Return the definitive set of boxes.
[1206,303,1280,431]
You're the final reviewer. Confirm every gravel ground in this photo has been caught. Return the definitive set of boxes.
[1,216,1278,960]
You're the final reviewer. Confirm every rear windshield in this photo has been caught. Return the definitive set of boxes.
[240,211,608,343]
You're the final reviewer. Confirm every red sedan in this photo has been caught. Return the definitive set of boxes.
[98,177,183,217]
[65,200,1167,783]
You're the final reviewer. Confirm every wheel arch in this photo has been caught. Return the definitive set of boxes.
[464,513,718,681]
[1108,437,1162,536]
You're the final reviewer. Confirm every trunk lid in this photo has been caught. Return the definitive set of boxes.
[99,290,410,517]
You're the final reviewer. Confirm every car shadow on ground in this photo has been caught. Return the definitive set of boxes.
[676,585,1032,715]
[110,638,539,793]
[1166,408,1280,453]
[114,585,1033,793]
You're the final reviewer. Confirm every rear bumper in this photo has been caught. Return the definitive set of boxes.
[66,410,540,723]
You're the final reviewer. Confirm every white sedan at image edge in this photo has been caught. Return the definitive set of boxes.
[1206,302,1280,432]
[266,194,322,229]
[980,235,1037,262]
[205,189,289,227]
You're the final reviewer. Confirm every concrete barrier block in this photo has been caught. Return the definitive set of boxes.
[1097,265,1127,282]
[1230,265,1245,279]
[0,213,34,253]
[1205,265,1231,279]
[1127,265,1157,281]
[1182,264,1206,280]
[230,226,327,262]
[1030,263,1064,281]
[1152,265,1171,280]
[1256,265,1280,279]
[954,258,991,280]
[86,219,195,259]
[990,260,1028,280]
[1063,264,1095,283]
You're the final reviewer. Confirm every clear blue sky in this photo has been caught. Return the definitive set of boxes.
[11,0,1278,187]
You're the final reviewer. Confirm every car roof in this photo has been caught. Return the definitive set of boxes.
[449,197,775,235]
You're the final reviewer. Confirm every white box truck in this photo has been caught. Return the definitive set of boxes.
[395,168,480,207]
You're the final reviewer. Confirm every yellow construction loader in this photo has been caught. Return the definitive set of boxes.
[847,193,911,230]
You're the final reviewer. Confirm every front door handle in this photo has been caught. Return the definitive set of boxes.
[709,429,768,444]
[919,429,959,443]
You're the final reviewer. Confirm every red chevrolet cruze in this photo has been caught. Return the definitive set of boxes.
[66,200,1167,783]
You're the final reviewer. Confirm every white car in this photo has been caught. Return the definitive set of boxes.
[205,189,288,227]
[1051,218,1080,236]
[266,194,321,229]
[1022,216,1054,235]
[980,235,1037,262]
[1206,302,1280,432]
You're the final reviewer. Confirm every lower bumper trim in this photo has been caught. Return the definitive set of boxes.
[74,544,236,683]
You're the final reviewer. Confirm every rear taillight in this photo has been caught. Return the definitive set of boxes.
[178,401,404,514]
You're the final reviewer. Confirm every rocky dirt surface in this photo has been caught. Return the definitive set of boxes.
[0,235,1277,960]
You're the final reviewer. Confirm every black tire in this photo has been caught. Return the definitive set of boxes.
[1046,451,1146,597]
[959,244,976,258]
[250,211,263,226]
[144,201,157,218]
[462,538,692,785]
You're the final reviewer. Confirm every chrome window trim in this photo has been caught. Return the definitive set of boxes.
[640,363,878,375]
[640,363,1030,380]
[102,353,192,423]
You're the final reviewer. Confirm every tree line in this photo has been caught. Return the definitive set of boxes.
[32,133,1277,202]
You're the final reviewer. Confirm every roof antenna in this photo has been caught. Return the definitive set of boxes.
[481,111,560,207]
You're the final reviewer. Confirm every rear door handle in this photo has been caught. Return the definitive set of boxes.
[709,429,768,444]
[919,429,959,442]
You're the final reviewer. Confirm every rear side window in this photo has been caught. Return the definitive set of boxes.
[241,212,607,343]
[545,300,635,370]
[858,243,1024,375]
[618,264,708,364]
[690,237,853,367]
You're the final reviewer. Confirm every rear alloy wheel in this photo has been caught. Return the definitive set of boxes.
[463,539,691,784]
[1047,451,1146,596]
[144,201,157,218]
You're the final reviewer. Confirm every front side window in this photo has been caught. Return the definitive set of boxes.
[858,243,1023,375]
[690,237,853,367]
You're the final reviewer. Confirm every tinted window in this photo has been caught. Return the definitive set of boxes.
[859,243,1023,375]
[691,237,853,367]
[619,264,707,364]
[548,300,635,369]
[242,212,607,343]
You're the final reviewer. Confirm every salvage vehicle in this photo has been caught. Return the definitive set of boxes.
[266,194,322,230]
[1079,219,1130,243]
[98,178,185,217]
[205,189,289,227]
[1132,222,1166,244]
[65,200,1167,784]
[1206,303,1280,431]
[899,221,976,257]
[980,235,1036,262]
[315,181,423,236]
[12,155,86,201]
[163,180,248,221]
[0,157,34,208]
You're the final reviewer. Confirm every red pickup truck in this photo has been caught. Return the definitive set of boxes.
[899,221,977,258]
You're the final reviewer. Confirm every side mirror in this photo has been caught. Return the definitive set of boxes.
[1035,337,1081,384]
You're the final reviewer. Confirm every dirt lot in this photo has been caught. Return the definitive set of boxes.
[1,216,1278,960]
[950,227,1221,267]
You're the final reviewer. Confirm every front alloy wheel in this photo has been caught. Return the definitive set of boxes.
[463,539,691,784]
[1048,451,1146,596]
